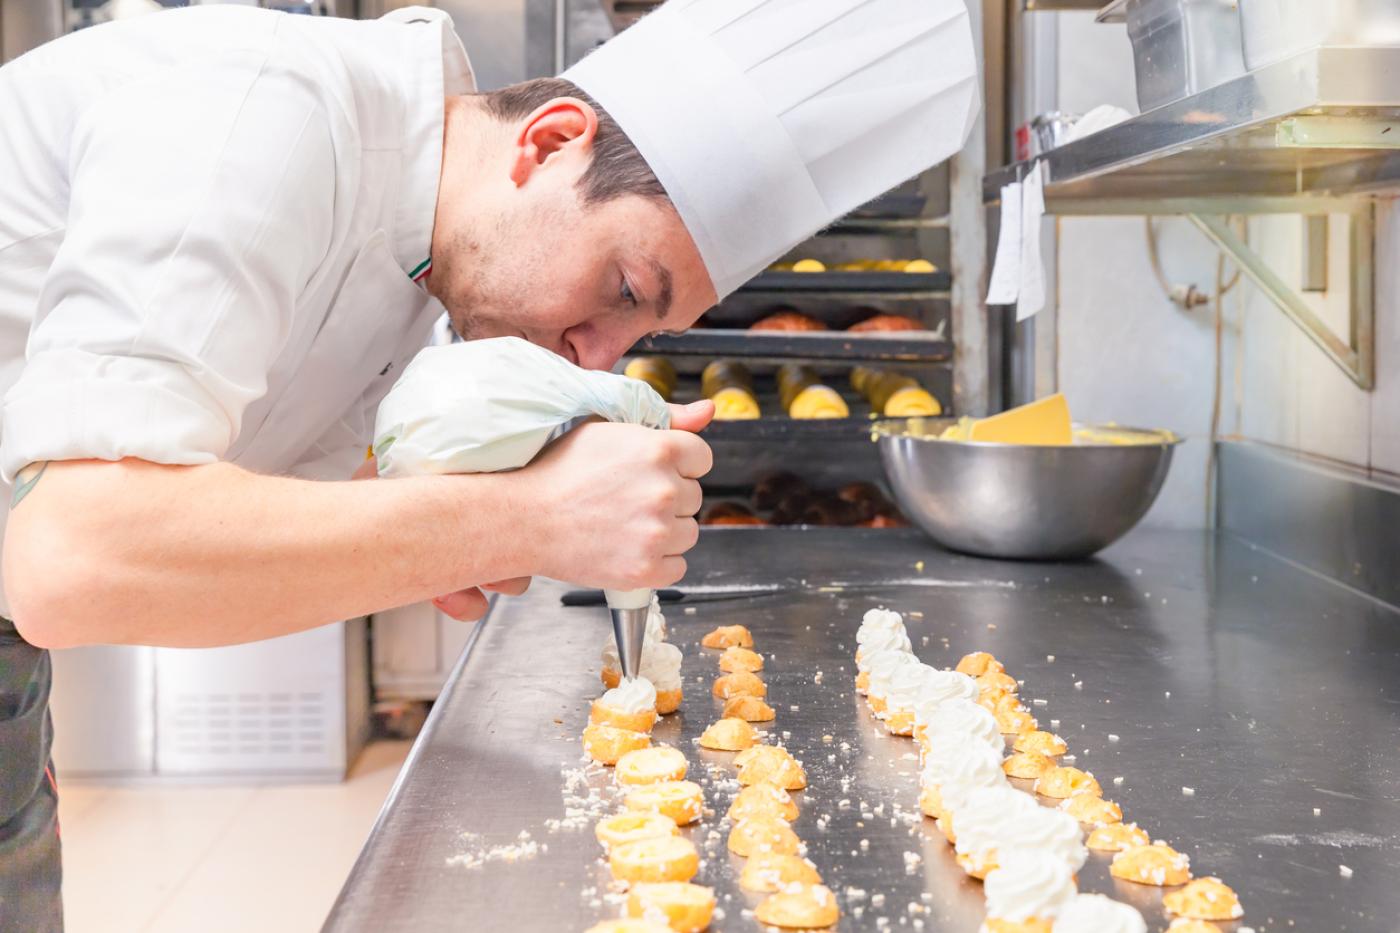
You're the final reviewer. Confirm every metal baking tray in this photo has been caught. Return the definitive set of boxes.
[633,331,952,363]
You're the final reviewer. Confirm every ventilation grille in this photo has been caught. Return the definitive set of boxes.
[165,689,332,771]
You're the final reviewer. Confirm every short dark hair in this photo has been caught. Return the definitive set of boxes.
[482,77,670,207]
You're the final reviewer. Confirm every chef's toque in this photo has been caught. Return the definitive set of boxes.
[563,0,981,299]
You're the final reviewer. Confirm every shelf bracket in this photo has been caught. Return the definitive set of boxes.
[1186,209,1375,390]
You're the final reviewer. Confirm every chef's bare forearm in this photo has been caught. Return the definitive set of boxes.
[3,458,533,649]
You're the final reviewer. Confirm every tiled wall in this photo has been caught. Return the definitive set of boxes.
[1044,14,1398,529]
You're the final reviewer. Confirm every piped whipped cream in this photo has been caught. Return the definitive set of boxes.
[638,641,683,691]
[982,850,1076,921]
[1052,894,1146,933]
[919,736,1007,810]
[855,626,913,667]
[599,676,657,714]
[866,650,920,701]
[890,667,977,718]
[857,607,905,640]
[918,699,1004,753]
[950,785,1042,859]
[957,801,1087,874]
[601,612,668,670]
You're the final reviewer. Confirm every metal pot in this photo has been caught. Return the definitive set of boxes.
[1125,0,1246,112]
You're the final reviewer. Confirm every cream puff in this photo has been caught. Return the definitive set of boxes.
[584,724,651,765]
[616,746,688,785]
[1034,766,1100,799]
[728,782,798,822]
[701,624,752,649]
[1086,822,1150,852]
[722,695,776,722]
[917,699,1004,755]
[736,745,807,789]
[718,645,763,673]
[884,665,978,736]
[753,884,840,929]
[1013,731,1067,757]
[955,651,1004,677]
[591,678,659,733]
[625,882,715,933]
[595,811,679,851]
[698,717,757,751]
[1110,843,1191,886]
[609,835,700,884]
[997,707,1039,737]
[982,851,1076,928]
[712,671,766,700]
[1163,877,1243,921]
[855,608,911,663]
[921,735,1007,817]
[865,649,920,716]
[977,670,1019,695]
[1003,752,1055,780]
[954,787,1086,879]
[1052,894,1147,933]
[603,642,684,713]
[727,817,801,857]
[738,852,821,892]
[601,608,669,686]
[624,780,705,826]
[1060,793,1122,827]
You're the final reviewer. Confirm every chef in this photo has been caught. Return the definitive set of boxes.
[0,0,978,927]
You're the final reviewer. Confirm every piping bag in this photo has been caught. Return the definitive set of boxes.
[371,337,673,680]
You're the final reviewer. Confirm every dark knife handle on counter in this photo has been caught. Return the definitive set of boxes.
[560,588,686,608]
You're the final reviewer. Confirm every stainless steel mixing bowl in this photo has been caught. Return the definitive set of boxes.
[877,420,1181,560]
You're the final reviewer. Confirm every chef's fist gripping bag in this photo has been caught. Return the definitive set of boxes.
[372,337,670,476]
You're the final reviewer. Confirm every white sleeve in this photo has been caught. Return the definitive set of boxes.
[0,54,336,483]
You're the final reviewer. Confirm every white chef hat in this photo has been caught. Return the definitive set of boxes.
[564,0,981,299]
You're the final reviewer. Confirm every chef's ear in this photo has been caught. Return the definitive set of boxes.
[509,97,600,187]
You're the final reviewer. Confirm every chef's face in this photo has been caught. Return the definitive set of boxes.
[427,99,716,371]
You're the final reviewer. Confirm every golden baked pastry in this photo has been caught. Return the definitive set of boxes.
[750,309,826,332]
[728,782,798,822]
[1110,843,1192,886]
[712,671,766,699]
[754,884,840,929]
[1034,766,1101,799]
[722,695,776,722]
[739,852,822,892]
[955,651,1004,677]
[917,785,946,821]
[882,708,916,737]
[1166,921,1224,933]
[736,746,807,790]
[626,882,715,933]
[1060,793,1122,826]
[977,670,1019,695]
[1163,877,1243,921]
[955,850,998,880]
[595,811,679,851]
[996,707,1038,736]
[590,698,658,735]
[981,920,1052,933]
[601,668,622,690]
[710,386,761,421]
[718,646,763,673]
[655,686,682,716]
[622,357,678,401]
[583,724,651,765]
[698,717,758,751]
[727,817,801,858]
[1013,731,1067,757]
[616,746,688,785]
[701,501,766,527]
[854,670,870,694]
[702,362,760,421]
[609,835,700,885]
[585,919,673,933]
[848,313,924,333]
[1086,822,1150,852]
[701,625,753,649]
[1002,751,1055,780]
[624,781,704,826]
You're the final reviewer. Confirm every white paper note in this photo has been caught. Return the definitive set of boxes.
[985,181,1023,306]
[1017,162,1047,322]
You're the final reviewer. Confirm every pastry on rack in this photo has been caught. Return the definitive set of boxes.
[625,781,705,826]
[1034,766,1101,799]
[739,852,822,892]
[701,360,761,420]
[609,835,701,884]
[751,471,807,511]
[956,651,1005,677]
[595,811,679,851]
[981,850,1076,931]
[625,882,715,933]
[753,884,840,930]
[749,308,826,332]
[718,645,763,673]
[584,724,651,765]
[850,365,942,416]
[728,782,799,822]
[701,624,753,649]
[777,363,850,420]
[1162,877,1243,921]
[615,746,689,785]
[722,695,776,722]
[698,717,758,751]
[1051,894,1147,933]
[736,745,807,789]
[1109,843,1192,886]
[848,312,924,333]
[1085,822,1150,852]
[1059,794,1122,827]
[623,357,678,401]
[700,501,766,526]
[712,671,766,699]
[768,258,826,273]
[727,817,801,857]
[591,677,659,733]
[1002,751,1055,780]
[1012,731,1066,757]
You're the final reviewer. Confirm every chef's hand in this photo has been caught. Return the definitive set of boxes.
[520,400,713,591]
[432,578,533,622]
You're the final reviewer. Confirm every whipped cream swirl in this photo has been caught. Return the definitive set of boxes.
[897,668,977,719]
[866,650,920,701]
[982,850,1076,921]
[918,699,1004,753]
[857,607,906,639]
[1052,894,1146,933]
[951,786,1041,858]
[638,641,683,691]
[599,676,657,714]
[919,736,1007,810]
[855,626,913,667]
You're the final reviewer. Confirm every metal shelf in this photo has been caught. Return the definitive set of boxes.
[633,330,951,363]
[744,270,950,293]
[701,415,906,443]
[983,47,1400,211]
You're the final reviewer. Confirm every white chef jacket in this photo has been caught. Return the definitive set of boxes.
[0,5,474,617]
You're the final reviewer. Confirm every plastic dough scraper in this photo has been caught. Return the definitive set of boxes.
[606,587,651,680]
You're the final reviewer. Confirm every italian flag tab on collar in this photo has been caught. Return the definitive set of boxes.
[409,257,432,284]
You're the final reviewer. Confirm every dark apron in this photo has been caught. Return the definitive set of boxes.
[0,617,62,932]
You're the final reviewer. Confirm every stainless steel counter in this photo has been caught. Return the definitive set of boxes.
[325,529,1400,932]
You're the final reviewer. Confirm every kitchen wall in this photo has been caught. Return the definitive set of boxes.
[1042,12,1400,529]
